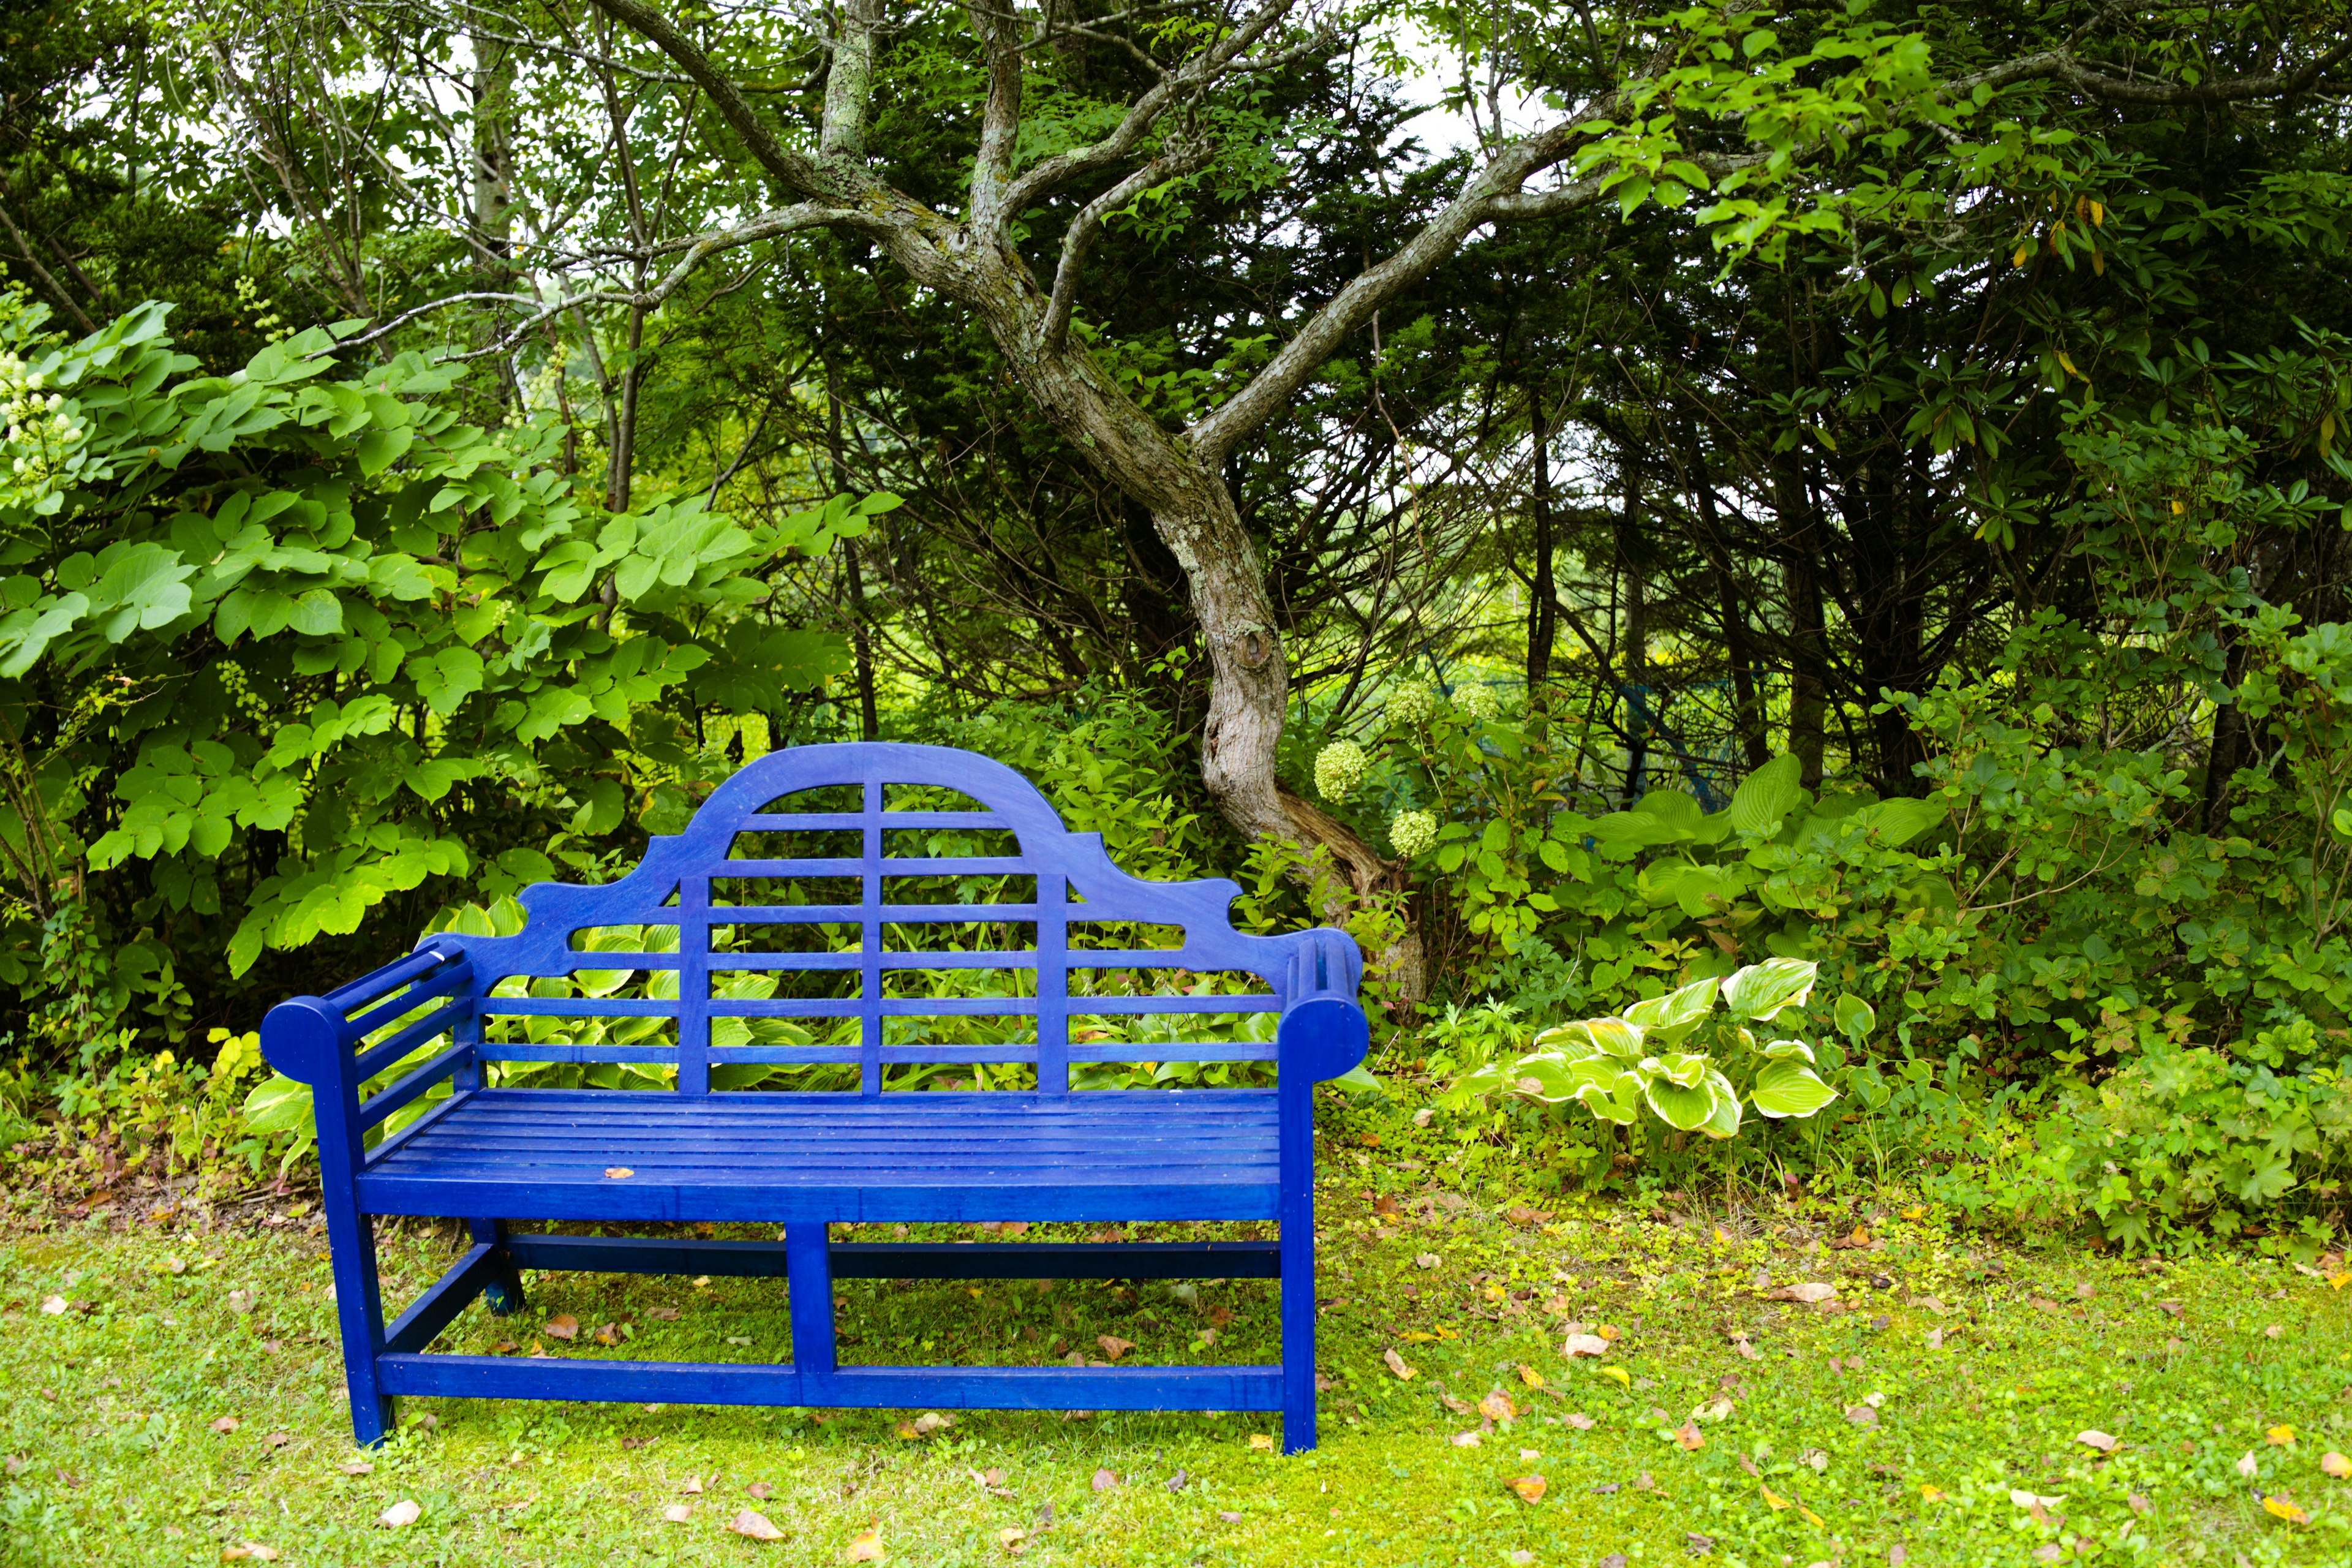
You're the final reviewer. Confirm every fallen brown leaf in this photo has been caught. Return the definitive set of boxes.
[728,1509,786,1542]
[680,1474,706,1494]
[1561,1333,1610,1358]
[1765,1283,1838,1304]
[544,1314,579,1341]
[1091,1468,1118,1492]
[843,1528,884,1561]
[662,1504,693,1524]
[1565,1412,1596,1431]
[1673,1422,1705,1451]
[209,1416,240,1434]
[1438,1392,1475,1417]
[377,1499,421,1528]
[1506,1474,1547,1502]
[337,1458,372,1476]
[2323,1451,2352,1479]
[2078,1430,2119,1453]
[1383,1348,1417,1381]
[1096,1335,1134,1362]
[746,1482,774,1499]
[1479,1390,1517,1423]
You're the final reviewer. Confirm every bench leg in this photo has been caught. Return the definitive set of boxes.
[468,1218,527,1316]
[785,1222,837,1387]
[323,1204,397,1446]
[1280,1208,1317,1453]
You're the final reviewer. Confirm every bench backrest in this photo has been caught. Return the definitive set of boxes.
[429,742,1346,1095]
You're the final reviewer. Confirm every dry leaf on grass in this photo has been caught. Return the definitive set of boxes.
[1414,1254,1441,1270]
[1479,1390,1517,1423]
[2008,1490,2064,1510]
[2323,1451,2352,1479]
[680,1475,706,1494]
[1924,1329,1945,1351]
[662,1504,693,1524]
[2263,1494,2311,1525]
[1218,1510,1243,1523]
[1090,1468,1118,1492]
[1096,1335,1134,1362]
[378,1500,421,1528]
[998,1526,1027,1550]
[1383,1348,1417,1380]
[1565,1412,1596,1431]
[544,1314,579,1341]
[261,1431,291,1449]
[1730,1335,1761,1361]
[1844,1406,1879,1429]
[845,1526,885,1560]
[1516,1364,1545,1388]
[1561,1334,1610,1358]
[728,1509,786,1542]
[2078,1431,2119,1453]
[209,1416,240,1434]
[1246,1434,1275,1451]
[2266,1324,2285,1339]
[1449,1432,1481,1448]
[2268,1424,2297,1446]
[1505,1475,1547,1502]
[2237,1452,2261,1477]
[219,1545,279,1562]
[746,1482,774,1500]
[592,1323,627,1347]
[1758,1483,1788,1511]
[1765,1283,1838,1303]
[37,1295,66,1316]
[337,1459,372,1476]
[1438,1392,1474,1417]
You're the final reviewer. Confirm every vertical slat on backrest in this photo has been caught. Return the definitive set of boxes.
[1036,872,1068,1093]
[860,777,884,1096]
[678,878,710,1093]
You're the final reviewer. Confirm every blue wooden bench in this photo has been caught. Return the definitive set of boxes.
[262,741,1366,1453]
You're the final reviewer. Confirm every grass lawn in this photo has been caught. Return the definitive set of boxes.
[4,1175,2350,1567]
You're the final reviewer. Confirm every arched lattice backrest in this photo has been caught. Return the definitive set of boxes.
[443,742,1317,1095]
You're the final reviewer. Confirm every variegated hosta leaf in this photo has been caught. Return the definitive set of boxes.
[1570,1073,1642,1125]
[1751,1058,1839,1119]
[1580,1016,1647,1057]
[1648,1050,1712,1088]
[1760,1038,1815,1063]
[1698,1068,1743,1139]
[1645,1073,1721,1132]
[1447,1063,1516,1099]
[1623,976,1721,1044]
[1722,957,1819,1021]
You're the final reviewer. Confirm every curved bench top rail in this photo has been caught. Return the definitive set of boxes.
[430,742,1343,1095]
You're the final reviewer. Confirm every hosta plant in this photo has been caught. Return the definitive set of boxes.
[1443,958,1883,1138]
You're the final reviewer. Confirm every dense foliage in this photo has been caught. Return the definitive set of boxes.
[0,0,2348,1256]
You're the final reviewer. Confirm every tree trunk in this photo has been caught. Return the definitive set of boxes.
[1526,379,1559,707]
[470,30,515,408]
[1776,459,1828,788]
[1616,472,1648,802]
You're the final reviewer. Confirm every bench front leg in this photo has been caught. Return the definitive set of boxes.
[1274,935,1372,1454]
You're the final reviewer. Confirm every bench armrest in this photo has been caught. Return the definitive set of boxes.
[260,940,475,1128]
[1274,926,1369,1083]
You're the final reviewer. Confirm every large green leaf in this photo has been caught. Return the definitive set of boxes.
[1644,1050,1712,1088]
[1536,1016,1646,1058]
[1751,1058,1839,1119]
[1729,753,1804,835]
[1833,992,1875,1046]
[1697,1069,1743,1139]
[1624,976,1719,1044]
[1645,1072,1721,1131]
[1848,796,1947,847]
[1723,957,1818,1020]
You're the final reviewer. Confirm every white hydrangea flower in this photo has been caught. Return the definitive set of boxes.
[1456,683,1502,721]
[1389,808,1439,859]
[1385,680,1439,728]
[1313,740,1368,801]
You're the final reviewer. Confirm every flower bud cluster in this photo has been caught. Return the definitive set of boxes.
[1388,809,1438,859]
[1313,739,1368,801]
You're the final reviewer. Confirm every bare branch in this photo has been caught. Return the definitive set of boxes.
[994,0,1308,223]
[589,0,832,200]
[1040,137,1215,350]
[0,198,98,334]
[968,0,1027,226]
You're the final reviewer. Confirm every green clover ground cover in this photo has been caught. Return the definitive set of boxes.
[3,1182,2350,1567]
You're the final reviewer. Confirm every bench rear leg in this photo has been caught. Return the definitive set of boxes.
[467,1218,527,1315]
